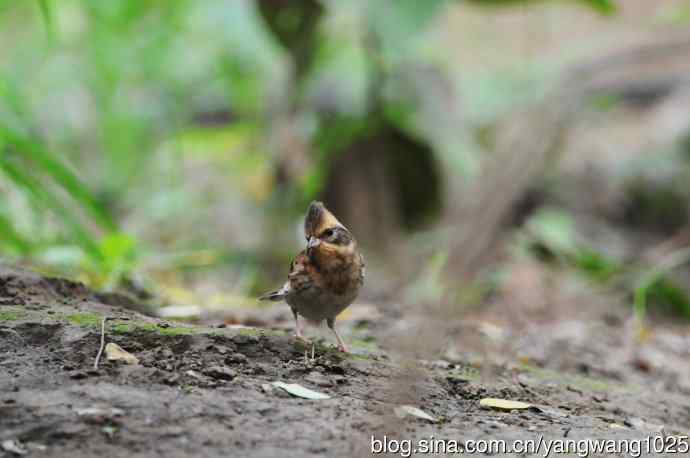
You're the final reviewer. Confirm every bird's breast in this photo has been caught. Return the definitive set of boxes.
[287,285,358,319]
[287,258,363,321]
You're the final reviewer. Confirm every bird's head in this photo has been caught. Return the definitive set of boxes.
[304,201,356,257]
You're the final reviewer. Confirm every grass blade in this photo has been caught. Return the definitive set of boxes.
[0,213,32,254]
[0,157,103,261]
[2,128,117,231]
[634,247,690,321]
[36,0,55,37]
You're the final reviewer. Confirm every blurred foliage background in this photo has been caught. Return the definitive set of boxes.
[3,0,690,325]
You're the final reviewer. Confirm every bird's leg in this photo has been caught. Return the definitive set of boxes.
[292,309,310,344]
[293,308,303,338]
[293,309,314,364]
[326,318,348,353]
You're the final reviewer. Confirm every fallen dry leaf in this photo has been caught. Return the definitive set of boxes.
[75,407,125,417]
[105,343,139,365]
[271,382,331,400]
[1,440,26,456]
[479,398,532,410]
[394,405,438,422]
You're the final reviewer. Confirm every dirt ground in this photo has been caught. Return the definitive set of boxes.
[1,265,689,457]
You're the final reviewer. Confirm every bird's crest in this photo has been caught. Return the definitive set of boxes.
[304,201,344,237]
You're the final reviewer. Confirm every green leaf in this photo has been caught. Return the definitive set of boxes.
[369,0,448,62]
[312,115,374,157]
[465,0,617,16]
[37,0,56,37]
[634,247,690,321]
[37,0,50,23]
[1,128,117,231]
[0,158,102,262]
[571,248,621,282]
[577,0,617,15]
[0,213,32,254]
[96,232,137,281]
[526,208,577,254]
[297,165,326,202]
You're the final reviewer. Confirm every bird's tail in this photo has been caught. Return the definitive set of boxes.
[258,289,286,302]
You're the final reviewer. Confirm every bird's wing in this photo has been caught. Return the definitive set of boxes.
[259,250,316,301]
[288,250,315,294]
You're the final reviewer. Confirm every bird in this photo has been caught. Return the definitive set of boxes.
[259,201,365,353]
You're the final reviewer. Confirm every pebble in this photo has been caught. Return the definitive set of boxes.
[233,334,259,345]
[226,353,248,364]
[164,373,180,385]
[69,370,88,380]
[304,372,333,387]
[203,366,236,381]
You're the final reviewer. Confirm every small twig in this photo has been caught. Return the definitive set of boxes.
[94,316,109,370]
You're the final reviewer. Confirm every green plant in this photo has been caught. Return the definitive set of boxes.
[524,208,690,320]
[0,0,620,288]
[634,247,690,322]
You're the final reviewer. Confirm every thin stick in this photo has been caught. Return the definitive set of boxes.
[94,316,108,370]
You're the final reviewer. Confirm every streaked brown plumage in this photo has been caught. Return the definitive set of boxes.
[259,201,365,352]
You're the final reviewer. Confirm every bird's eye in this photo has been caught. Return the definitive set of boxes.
[323,229,334,238]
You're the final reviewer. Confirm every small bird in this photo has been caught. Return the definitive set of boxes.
[259,201,365,353]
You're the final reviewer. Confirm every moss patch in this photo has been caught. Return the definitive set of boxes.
[519,365,635,393]
[237,327,285,336]
[0,309,24,321]
[348,352,376,361]
[64,312,102,327]
[447,366,481,381]
[348,337,379,352]
[213,326,286,338]
[109,320,197,336]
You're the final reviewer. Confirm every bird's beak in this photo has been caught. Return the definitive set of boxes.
[307,236,321,250]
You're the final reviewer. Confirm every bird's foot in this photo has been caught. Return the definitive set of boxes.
[293,334,312,345]
[328,321,348,353]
